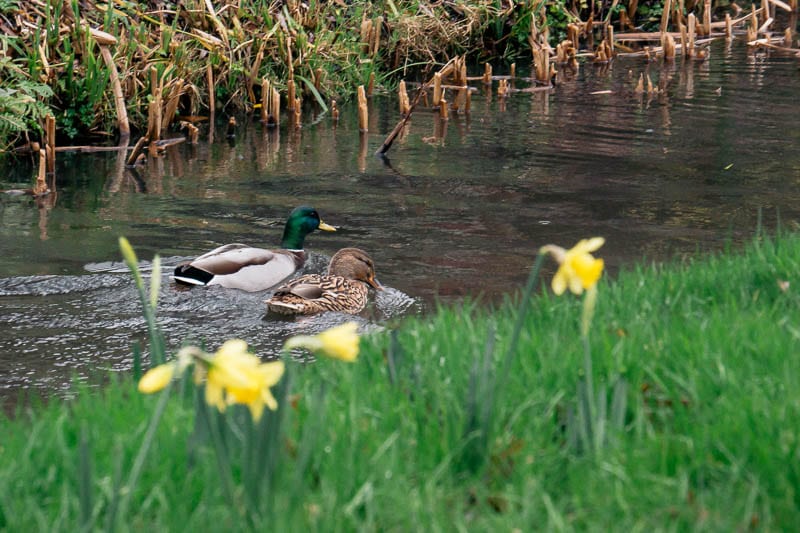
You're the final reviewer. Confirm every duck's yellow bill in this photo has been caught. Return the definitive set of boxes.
[318,221,337,232]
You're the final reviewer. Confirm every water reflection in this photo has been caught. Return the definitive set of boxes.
[1,41,800,399]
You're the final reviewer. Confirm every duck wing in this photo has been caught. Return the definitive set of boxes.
[285,283,326,300]
[267,275,369,314]
[189,245,279,274]
[175,246,303,292]
[272,274,327,300]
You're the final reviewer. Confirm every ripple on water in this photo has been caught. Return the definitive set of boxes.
[0,251,420,401]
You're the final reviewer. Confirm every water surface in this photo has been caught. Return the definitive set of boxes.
[2,41,799,400]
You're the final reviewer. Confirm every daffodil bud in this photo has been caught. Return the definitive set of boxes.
[138,362,176,393]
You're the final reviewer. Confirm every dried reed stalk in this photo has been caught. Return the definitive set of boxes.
[761,0,770,24]
[34,149,48,195]
[357,85,368,132]
[784,27,794,47]
[531,42,550,82]
[483,63,492,84]
[287,79,296,112]
[360,18,373,55]
[331,100,339,122]
[594,40,612,62]
[757,17,774,33]
[271,88,280,126]
[703,0,712,35]
[679,22,689,55]
[439,96,448,120]
[677,0,689,24]
[556,40,576,63]
[285,34,295,80]
[314,68,323,93]
[293,97,301,128]
[146,67,162,144]
[126,136,149,166]
[510,63,516,79]
[371,16,383,56]
[261,78,270,123]
[183,122,199,144]
[398,80,410,116]
[45,115,55,174]
[726,13,733,39]
[433,72,442,108]
[688,14,697,57]
[556,42,567,63]
[663,33,677,59]
[367,72,375,97]
[660,0,673,34]
[91,28,130,142]
[568,23,580,51]
[207,64,215,115]
[607,25,615,55]
[161,79,184,131]
[628,0,640,20]
[248,42,265,104]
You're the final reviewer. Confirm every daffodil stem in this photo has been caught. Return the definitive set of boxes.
[123,254,166,366]
[112,378,174,530]
[582,334,595,415]
[498,253,545,388]
[580,288,598,451]
[208,407,236,509]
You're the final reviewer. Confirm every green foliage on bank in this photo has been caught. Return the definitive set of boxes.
[2,231,799,530]
[0,0,744,150]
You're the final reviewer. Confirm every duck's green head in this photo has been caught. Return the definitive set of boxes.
[281,206,336,250]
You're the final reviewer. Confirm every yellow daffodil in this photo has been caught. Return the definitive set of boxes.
[204,339,285,421]
[118,236,138,268]
[138,349,194,393]
[283,322,360,362]
[138,362,176,393]
[541,237,605,295]
[137,340,284,421]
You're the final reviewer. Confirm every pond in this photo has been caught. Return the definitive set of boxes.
[1,41,799,402]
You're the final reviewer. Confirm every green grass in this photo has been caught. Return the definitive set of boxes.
[2,233,800,530]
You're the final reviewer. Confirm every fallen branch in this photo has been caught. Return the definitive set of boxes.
[375,81,430,156]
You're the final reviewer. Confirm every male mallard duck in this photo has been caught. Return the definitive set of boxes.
[173,206,336,292]
[265,248,382,315]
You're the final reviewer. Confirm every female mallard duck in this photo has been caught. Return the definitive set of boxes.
[265,248,382,315]
[173,206,336,292]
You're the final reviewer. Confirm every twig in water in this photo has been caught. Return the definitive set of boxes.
[375,81,430,156]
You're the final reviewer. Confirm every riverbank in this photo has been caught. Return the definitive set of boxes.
[2,0,791,154]
[2,231,798,529]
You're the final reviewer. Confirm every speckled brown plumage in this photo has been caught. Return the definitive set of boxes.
[265,248,381,315]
